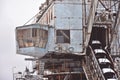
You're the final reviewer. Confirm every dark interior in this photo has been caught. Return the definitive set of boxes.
[90,27,107,48]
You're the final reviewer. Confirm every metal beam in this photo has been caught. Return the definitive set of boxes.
[93,21,112,25]
[85,0,98,47]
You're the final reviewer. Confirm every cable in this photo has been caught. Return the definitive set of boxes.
[23,12,39,25]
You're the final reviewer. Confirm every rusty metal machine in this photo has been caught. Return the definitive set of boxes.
[15,0,120,80]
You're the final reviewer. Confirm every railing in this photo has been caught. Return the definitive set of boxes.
[89,46,105,80]
[83,46,105,80]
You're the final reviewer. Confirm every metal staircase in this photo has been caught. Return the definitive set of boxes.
[83,43,119,80]
[83,0,120,79]
[83,46,105,80]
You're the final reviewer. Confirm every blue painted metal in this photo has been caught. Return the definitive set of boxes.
[16,0,85,58]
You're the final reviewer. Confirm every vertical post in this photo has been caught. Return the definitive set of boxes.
[12,67,16,80]
[85,0,98,47]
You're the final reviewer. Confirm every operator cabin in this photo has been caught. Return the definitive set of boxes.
[16,0,84,58]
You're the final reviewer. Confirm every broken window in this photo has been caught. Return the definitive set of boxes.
[56,30,70,43]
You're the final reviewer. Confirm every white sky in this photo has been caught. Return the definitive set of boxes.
[0,0,45,80]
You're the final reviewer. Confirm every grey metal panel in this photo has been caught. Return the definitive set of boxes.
[55,18,70,29]
[47,30,83,53]
[47,29,83,53]
[55,17,82,30]
[54,3,82,17]
[54,44,70,53]
[69,44,83,53]
[47,28,56,51]
[70,30,83,52]
[70,30,82,44]
[54,3,82,29]
[70,18,82,29]
[17,47,47,57]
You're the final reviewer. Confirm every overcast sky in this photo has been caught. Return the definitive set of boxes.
[0,0,45,80]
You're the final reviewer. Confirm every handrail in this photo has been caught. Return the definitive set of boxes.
[104,46,119,77]
[88,45,106,80]
[82,57,93,80]
[104,46,114,65]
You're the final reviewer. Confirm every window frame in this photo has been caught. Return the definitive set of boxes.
[17,28,48,48]
[56,29,70,44]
